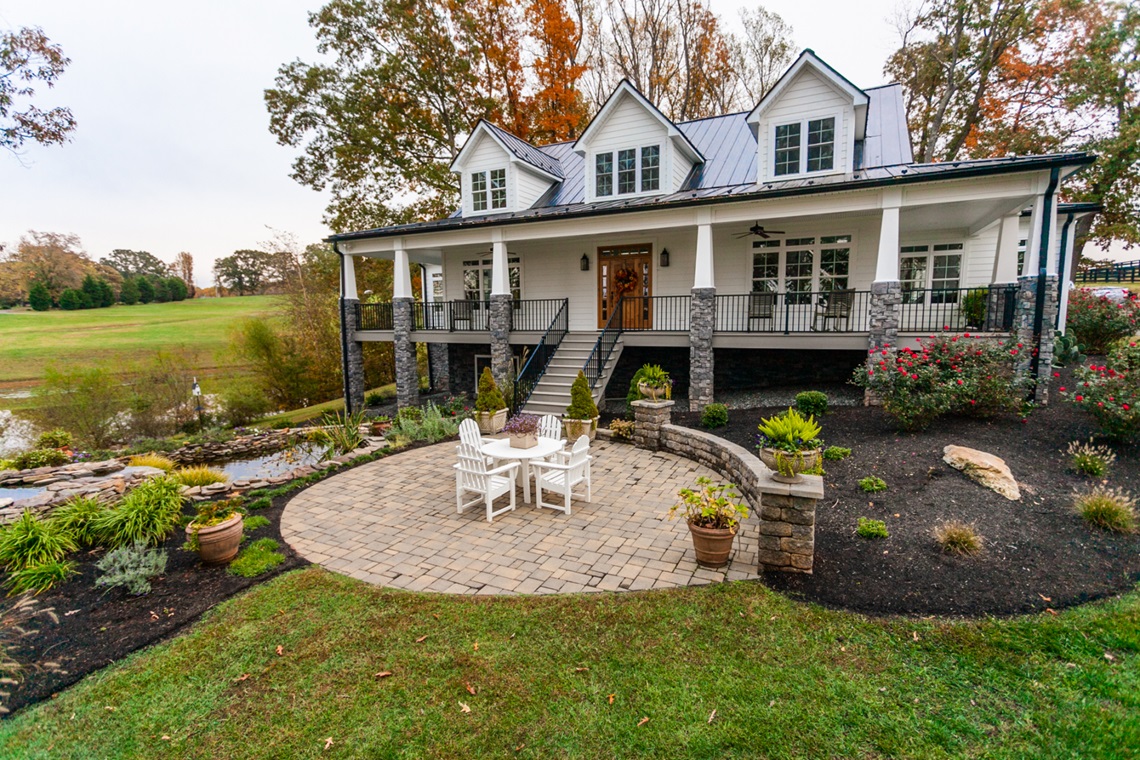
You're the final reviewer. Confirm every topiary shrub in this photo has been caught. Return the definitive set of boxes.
[794,391,828,418]
[95,542,168,595]
[9,448,70,470]
[565,371,598,420]
[475,367,506,413]
[700,403,728,428]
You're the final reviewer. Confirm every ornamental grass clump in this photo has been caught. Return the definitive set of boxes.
[853,335,1026,431]
[92,476,186,548]
[128,452,176,471]
[669,476,749,531]
[0,511,76,573]
[49,495,106,547]
[1066,440,1116,478]
[4,561,76,596]
[1061,342,1140,441]
[1074,486,1136,534]
[172,465,229,488]
[1065,288,1140,354]
[933,520,983,555]
[309,410,366,458]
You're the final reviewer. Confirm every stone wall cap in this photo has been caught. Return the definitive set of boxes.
[631,400,675,409]
[755,472,825,499]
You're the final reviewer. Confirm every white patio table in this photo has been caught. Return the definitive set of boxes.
[480,436,563,505]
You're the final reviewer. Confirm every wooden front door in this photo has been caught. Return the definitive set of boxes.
[598,244,652,329]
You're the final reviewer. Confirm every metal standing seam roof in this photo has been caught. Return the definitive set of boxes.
[482,121,564,179]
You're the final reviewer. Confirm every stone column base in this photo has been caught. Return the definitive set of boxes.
[339,297,365,415]
[689,287,715,411]
[489,294,513,393]
[428,343,450,394]
[757,483,822,573]
[392,297,419,409]
[631,399,674,451]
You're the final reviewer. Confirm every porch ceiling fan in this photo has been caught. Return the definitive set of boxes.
[734,221,785,239]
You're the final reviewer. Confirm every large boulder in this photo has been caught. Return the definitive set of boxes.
[942,445,1020,501]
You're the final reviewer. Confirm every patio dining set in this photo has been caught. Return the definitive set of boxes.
[454,417,593,522]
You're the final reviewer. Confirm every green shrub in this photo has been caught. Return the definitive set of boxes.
[610,419,634,440]
[388,402,460,443]
[933,521,982,555]
[92,476,186,548]
[858,475,887,493]
[9,448,70,470]
[4,560,77,595]
[566,371,598,420]
[1074,486,1136,533]
[119,277,140,305]
[1065,289,1140,354]
[794,391,828,418]
[35,429,73,450]
[50,496,106,547]
[756,407,821,453]
[35,365,125,449]
[853,335,1025,430]
[474,368,506,413]
[700,403,728,428]
[95,542,168,595]
[172,465,228,487]
[365,388,395,406]
[1062,342,1140,441]
[229,538,285,578]
[28,281,51,311]
[397,406,423,423]
[59,288,85,311]
[823,446,852,460]
[856,517,889,539]
[1066,440,1116,477]
[961,288,988,328]
[0,511,77,571]
[243,515,270,531]
[219,380,272,427]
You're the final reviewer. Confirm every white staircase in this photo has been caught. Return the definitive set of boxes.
[521,332,623,416]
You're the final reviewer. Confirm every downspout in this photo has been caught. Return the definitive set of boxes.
[1031,166,1060,384]
[1056,212,1075,330]
[335,242,354,415]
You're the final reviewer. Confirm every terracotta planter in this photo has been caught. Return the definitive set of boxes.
[687,522,738,568]
[509,432,537,449]
[562,416,598,442]
[186,512,243,565]
[370,421,391,436]
[758,447,822,484]
[476,408,508,434]
[637,381,666,402]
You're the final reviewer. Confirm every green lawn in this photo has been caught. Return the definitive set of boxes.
[0,297,279,408]
[2,568,1136,758]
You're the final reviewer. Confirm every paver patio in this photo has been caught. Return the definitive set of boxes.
[281,439,760,594]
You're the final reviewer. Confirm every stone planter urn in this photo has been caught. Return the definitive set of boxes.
[370,420,391,436]
[476,408,508,435]
[758,447,822,484]
[186,512,243,565]
[686,522,738,568]
[509,432,537,449]
[562,416,598,442]
[637,381,667,402]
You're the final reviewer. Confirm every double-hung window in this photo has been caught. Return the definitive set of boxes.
[594,144,662,197]
[900,243,964,304]
[470,169,507,212]
[462,256,521,301]
[773,116,836,177]
[751,234,853,303]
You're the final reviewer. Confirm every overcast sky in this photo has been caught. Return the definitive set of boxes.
[3,1,1121,286]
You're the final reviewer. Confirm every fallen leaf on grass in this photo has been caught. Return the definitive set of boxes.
[509,633,516,640]
[104,706,115,711]
[324,737,334,750]
[769,699,776,707]
[1045,608,1058,616]
[466,682,476,695]
[840,646,846,652]
[911,631,920,642]
[1105,652,1116,662]
[637,717,649,727]
[460,702,472,714]
[374,671,393,679]
[275,645,283,656]
[707,709,717,724]
[574,667,589,672]
[473,642,479,651]
[161,735,170,741]
[515,744,525,752]
[415,635,429,643]
[607,694,614,704]
[232,674,250,683]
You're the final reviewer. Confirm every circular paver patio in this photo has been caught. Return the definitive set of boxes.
[281,439,760,595]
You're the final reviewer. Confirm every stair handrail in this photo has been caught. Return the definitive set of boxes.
[512,298,569,411]
[583,296,624,391]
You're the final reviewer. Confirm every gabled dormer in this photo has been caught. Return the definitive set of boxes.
[451,120,564,217]
[747,50,869,183]
[574,80,704,203]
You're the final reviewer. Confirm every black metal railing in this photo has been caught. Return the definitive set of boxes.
[511,299,569,331]
[715,290,871,333]
[1077,259,1140,283]
[898,285,1016,333]
[411,300,490,331]
[620,295,691,331]
[512,299,569,411]
[356,302,393,331]
[583,297,624,390]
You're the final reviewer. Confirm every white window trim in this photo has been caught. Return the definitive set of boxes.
[460,254,524,301]
[898,240,967,304]
[468,167,509,216]
[766,110,844,181]
[589,142,665,201]
[748,232,857,294]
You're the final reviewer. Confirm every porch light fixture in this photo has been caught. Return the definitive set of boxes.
[660,248,670,267]
[580,254,590,271]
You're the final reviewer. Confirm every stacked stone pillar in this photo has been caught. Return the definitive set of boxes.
[688,288,715,412]
[1014,275,1060,404]
[755,483,822,573]
[427,343,450,394]
[489,294,513,392]
[392,297,420,409]
[339,297,366,414]
[867,281,902,353]
[631,399,674,450]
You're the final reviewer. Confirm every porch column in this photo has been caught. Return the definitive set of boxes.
[392,245,420,409]
[1057,215,1077,331]
[987,214,1021,332]
[689,219,715,411]
[488,236,513,393]
[339,252,366,415]
[1023,194,1046,275]
[868,200,902,354]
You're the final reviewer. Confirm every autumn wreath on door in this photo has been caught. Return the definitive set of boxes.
[613,265,639,296]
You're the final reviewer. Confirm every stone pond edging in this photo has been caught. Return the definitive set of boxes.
[630,399,824,573]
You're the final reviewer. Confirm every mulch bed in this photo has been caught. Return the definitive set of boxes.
[674,367,1140,618]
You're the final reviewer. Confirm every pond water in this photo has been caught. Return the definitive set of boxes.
[0,485,47,502]
[214,444,325,482]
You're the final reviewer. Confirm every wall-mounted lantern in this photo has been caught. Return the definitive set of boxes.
[660,248,670,267]
[580,254,590,271]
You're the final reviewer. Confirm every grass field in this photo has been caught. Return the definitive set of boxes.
[1,568,1135,758]
[0,297,279,409]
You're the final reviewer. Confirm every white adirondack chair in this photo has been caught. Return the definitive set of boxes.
[454,440,519,522]
[458,417,496,465]
[531,435,592,515]
[538,414,564,442]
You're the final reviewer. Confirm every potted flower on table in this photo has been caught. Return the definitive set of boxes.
[503,413,539,449]
[756,408,823,483]
[185,496,245,565]
[474,367,509,434]
[669,476,750,568]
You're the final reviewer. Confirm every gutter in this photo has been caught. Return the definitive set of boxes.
[1031,166,1060,385]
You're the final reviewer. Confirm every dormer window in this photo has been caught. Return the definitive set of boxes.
[595,145,662,197]
[773,116,836,177]
[471,168,507,212]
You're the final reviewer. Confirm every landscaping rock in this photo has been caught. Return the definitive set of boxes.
[942,445,1020,501]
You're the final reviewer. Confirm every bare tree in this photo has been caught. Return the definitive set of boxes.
[735,7,796,105]
[172,252,195,298]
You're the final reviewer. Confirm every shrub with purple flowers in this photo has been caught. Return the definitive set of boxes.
[502,413,539,436]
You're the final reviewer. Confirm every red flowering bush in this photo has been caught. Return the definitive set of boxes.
[852,335,1027,430]
[1066,289,1140,354]
[1062,341,1140,441]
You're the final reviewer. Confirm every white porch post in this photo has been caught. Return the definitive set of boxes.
[693,222,714,288]
[488,233,513,393]
[868,194,902,359]
[1057,215,1078,332]
[873,205,900,283]
[1023,194,1045,275]
[992,214,1021,283]
[490,240,510,296]
[393,247,413,299]
[689,217,715,411]
[341,253,358,299]
[391,240,419,409]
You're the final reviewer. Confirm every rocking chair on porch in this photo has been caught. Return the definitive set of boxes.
[813,289,854,331]
[748,291,777,330]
